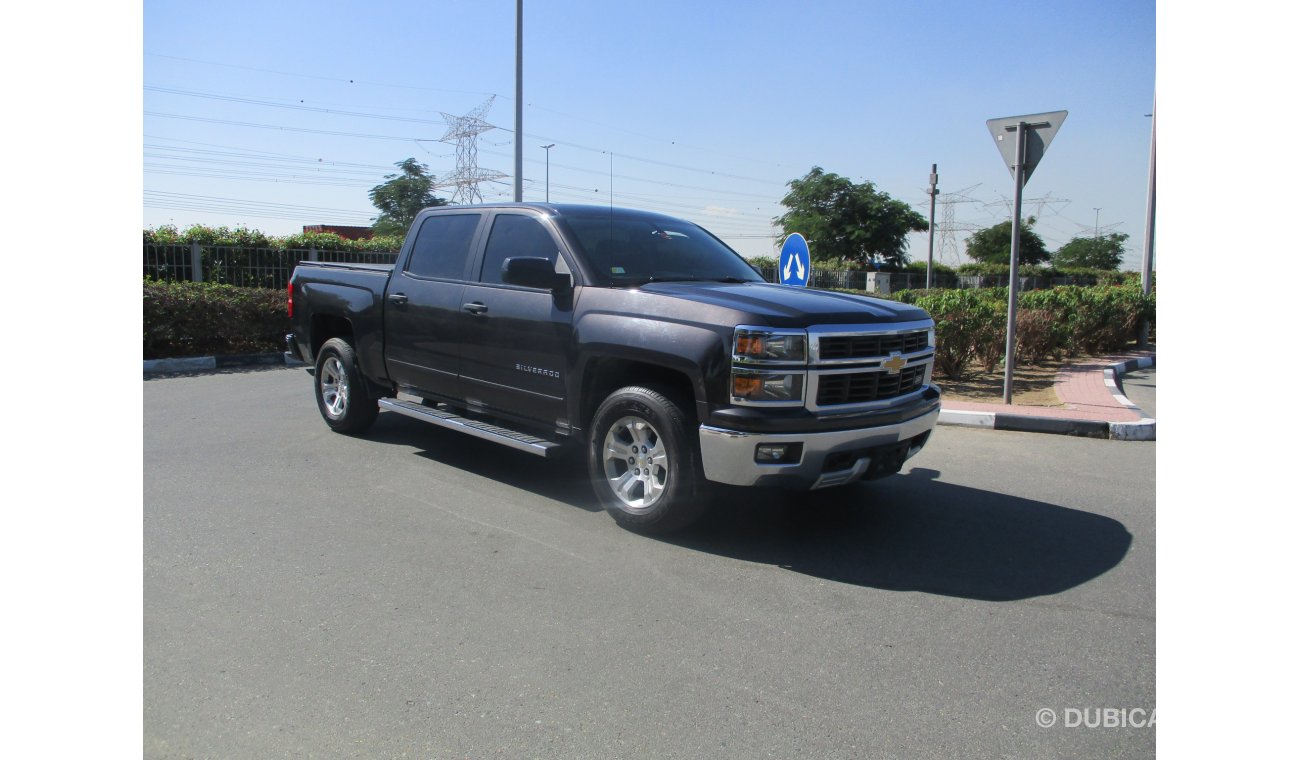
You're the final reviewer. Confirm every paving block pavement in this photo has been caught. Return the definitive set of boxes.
[938,351,1156,440]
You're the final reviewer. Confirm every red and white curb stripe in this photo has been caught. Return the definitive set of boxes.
[1104,356,1156,441]
[938,355,1155,441]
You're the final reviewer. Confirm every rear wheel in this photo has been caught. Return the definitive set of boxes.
[314,337,378,434]
[588,386,707,534]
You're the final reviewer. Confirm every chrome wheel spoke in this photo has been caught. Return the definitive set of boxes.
[614,470,640,501]
[321,357,348,418]
[602,415,670,512]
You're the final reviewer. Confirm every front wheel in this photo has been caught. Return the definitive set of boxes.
[588,386,708,534]
[314,337,378,434]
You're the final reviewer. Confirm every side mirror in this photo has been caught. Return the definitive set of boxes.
[502,257,570,291]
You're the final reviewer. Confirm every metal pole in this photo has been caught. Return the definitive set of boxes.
[1093,208,1101,238]
[190,242,203,283]
[1002,122,1027,405]
[926,164,938,290]
[1139,101,1156,347]
[513,0,523,202]
[541,143,554,202]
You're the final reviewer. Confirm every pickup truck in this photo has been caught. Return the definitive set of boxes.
[287,203,940,533]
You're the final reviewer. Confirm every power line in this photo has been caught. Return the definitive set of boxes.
[145,111,439,143]
[145,53,796,175]
[145,53,499,99]
[145,86,453,127]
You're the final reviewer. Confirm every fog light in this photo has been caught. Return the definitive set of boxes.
[754,443,802,464]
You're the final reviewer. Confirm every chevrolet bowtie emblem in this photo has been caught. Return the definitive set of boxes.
[882,354,907,374]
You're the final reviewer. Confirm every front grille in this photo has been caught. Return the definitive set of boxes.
[818,330,929,361]
[816,365,926,406]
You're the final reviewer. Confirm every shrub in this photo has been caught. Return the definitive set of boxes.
[1014,308,1058,364]
[908,289,1002,380]
[144,280,289,359]
[975,317,1007,373]
[857,282,1154,378]
[903,260,957,276]
[956,262,1051,277]
[1020,283,1152,355]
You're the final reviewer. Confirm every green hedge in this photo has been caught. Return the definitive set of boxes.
[144,224,404,253]
[953,262,1134,284]
[143,276,1155,379]
[144,280,289,359]
[890,282,1155,380]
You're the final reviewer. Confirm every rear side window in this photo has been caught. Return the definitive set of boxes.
[405,214,480,280]
[478,214,560,285]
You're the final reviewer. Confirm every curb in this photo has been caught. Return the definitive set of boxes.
[1103,356,1156,441]
[937,355,1155,441]
[144,352,303,375]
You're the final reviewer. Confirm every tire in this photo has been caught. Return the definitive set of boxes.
[314,337,378,434]
[588,386,708,534]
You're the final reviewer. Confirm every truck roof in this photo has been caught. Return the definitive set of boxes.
[416,202,689,223]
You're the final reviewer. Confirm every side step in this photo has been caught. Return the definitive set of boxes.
[377,398,564,458]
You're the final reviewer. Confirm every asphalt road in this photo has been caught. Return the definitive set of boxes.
[145,367,1155,759]
[1120,368,1157,419]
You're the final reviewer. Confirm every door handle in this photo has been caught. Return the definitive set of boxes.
[388,293,409,305]
[462,302,489,315]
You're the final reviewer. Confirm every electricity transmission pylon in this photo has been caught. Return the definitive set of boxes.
[935,184,983,266]
[985,190,1071,225]
[437,96,507,205]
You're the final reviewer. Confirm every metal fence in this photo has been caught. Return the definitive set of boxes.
[753,266,1102,293]
[144,244,1104,294]
[144,244,400,290]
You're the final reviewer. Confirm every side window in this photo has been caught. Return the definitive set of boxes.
[405,214,480,280]
[479,214,559,285]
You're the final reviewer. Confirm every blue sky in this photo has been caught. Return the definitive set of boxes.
[143,0,1155,267]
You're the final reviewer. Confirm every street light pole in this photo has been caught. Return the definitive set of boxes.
[541,143,555,203]
[1139,102,1156,348]
[926,164,938,290]
[513,0,523,202]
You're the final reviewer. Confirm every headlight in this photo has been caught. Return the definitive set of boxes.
[732,371,805,403]
[928,328,936,348]
[733,328,807,364]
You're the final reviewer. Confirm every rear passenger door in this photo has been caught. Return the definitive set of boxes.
[383,211,484,402]
[458,211,576,431]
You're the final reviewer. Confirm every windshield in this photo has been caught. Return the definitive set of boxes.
[557,210,764,287]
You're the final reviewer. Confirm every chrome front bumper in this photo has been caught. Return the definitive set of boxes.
[698,406,939,489]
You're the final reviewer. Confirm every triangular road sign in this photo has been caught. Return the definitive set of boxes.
[987,110,1067,184]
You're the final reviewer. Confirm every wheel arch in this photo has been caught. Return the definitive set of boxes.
[309,313,355,359]
[579,357,699,433]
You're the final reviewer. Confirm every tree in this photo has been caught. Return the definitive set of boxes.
[775,167,928,269]
[964,218,1051,266]
[1052,232,1129,270]
[368,158,448,236]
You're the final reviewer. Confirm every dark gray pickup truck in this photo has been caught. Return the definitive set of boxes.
[288,203,940,533]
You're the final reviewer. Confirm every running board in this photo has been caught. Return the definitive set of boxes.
[377,399,563,458]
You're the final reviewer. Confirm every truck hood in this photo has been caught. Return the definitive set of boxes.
[636,281,930,326]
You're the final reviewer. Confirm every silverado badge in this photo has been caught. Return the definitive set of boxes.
[882,353,907,374]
